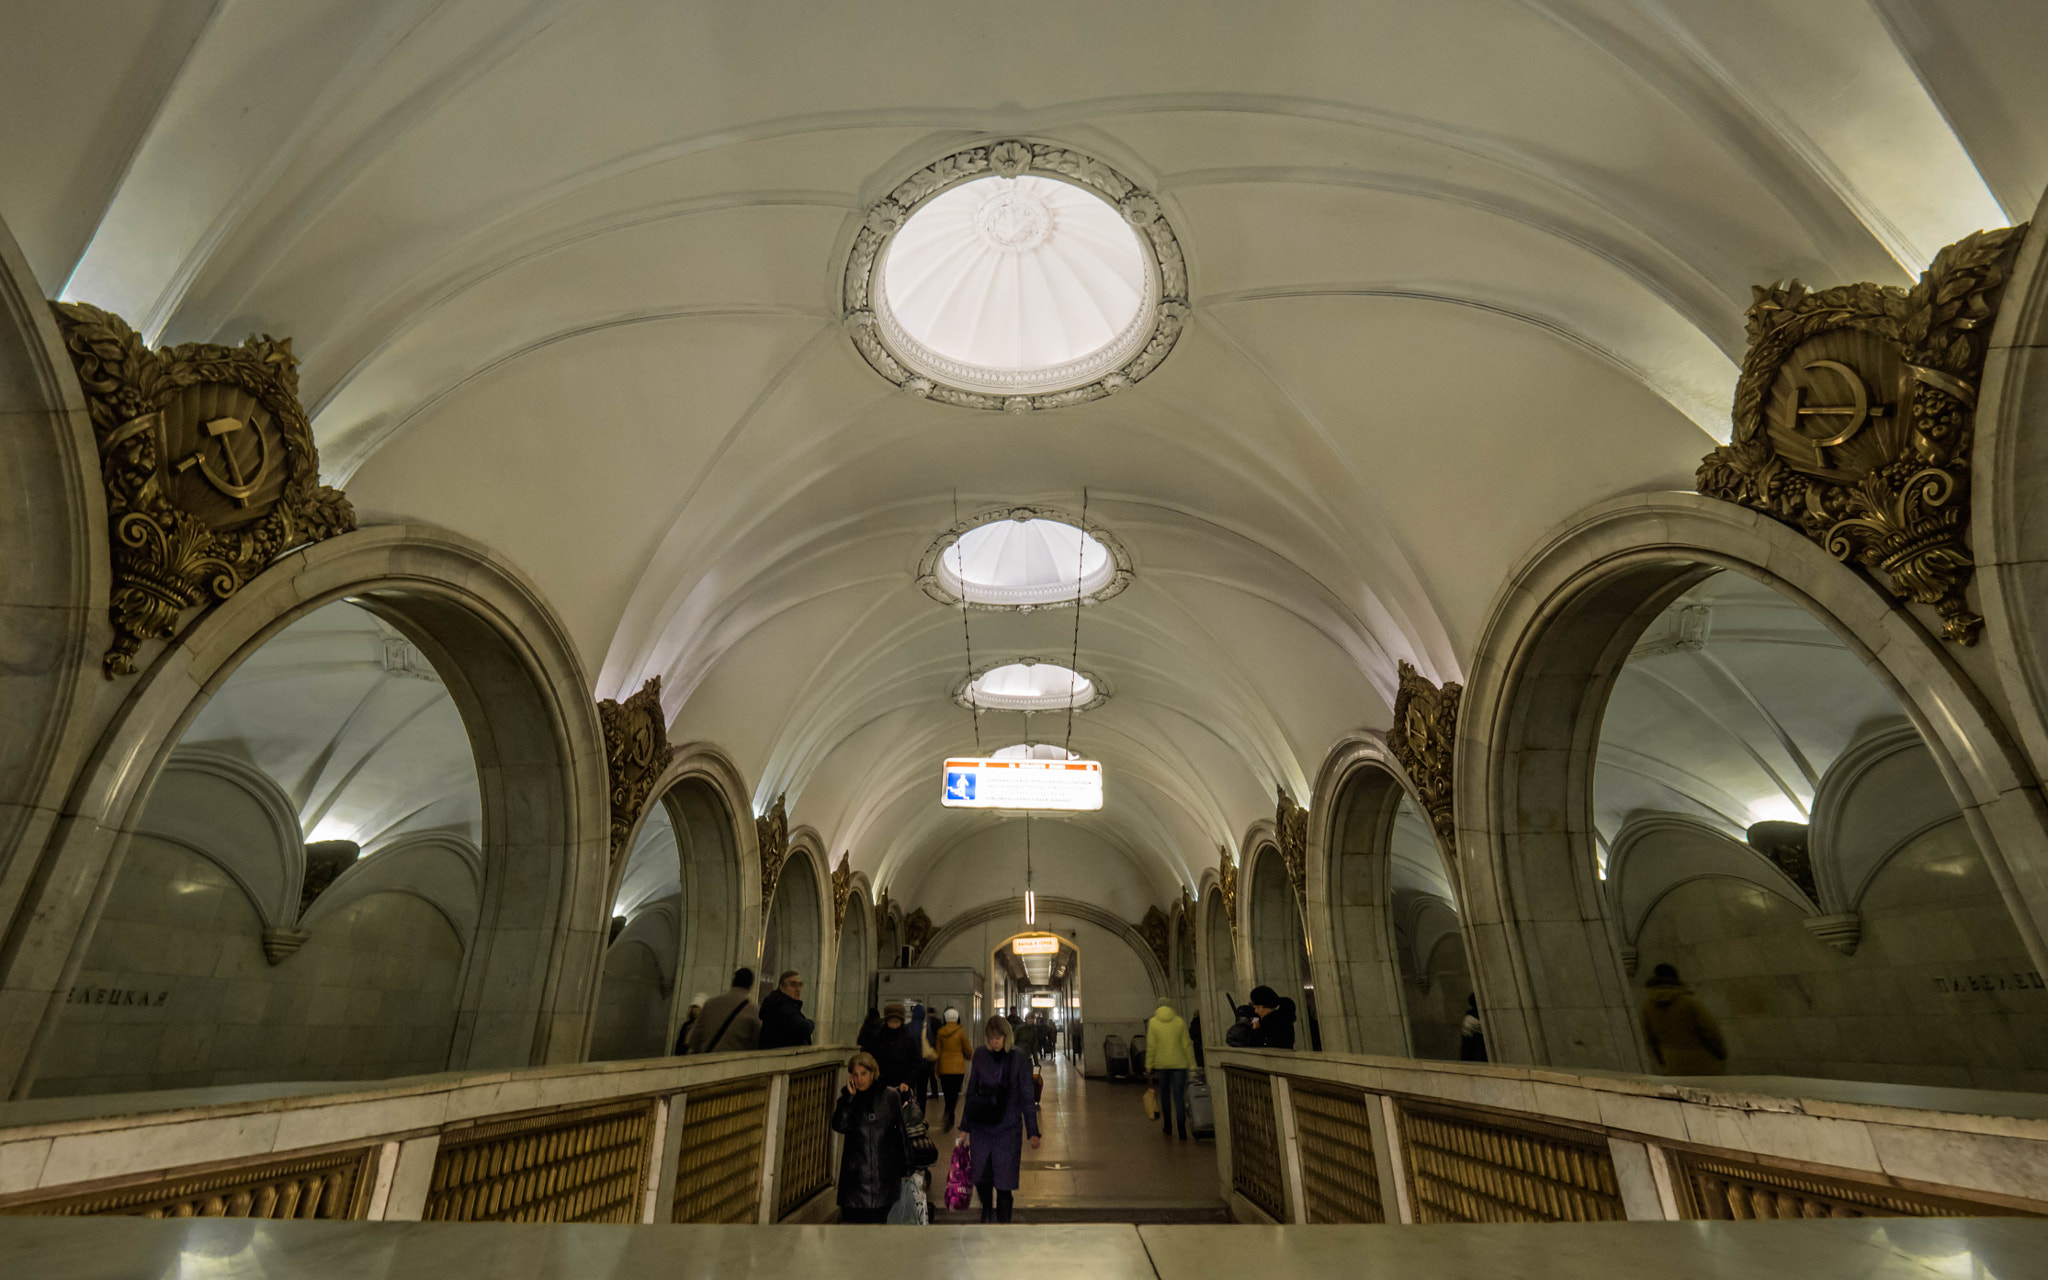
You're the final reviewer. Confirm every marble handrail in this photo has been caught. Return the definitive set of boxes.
[0,1045,850,1222]
[1206,1048,2048,1223]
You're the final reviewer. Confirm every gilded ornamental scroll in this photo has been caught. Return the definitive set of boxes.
[49,303,355,676]
[1697,225,2029,644]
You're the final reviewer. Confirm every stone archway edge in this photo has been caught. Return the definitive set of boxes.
[0,524,611,1097]
[1451,492,2048,1069]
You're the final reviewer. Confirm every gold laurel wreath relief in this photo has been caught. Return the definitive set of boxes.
[756,794,789,910]
[1275,788,1310,902]
[49,303,356,677]
[1696,225,2029,644]
[830,854,853,933]
[1388,661,1462,851]
[598,677,675,857]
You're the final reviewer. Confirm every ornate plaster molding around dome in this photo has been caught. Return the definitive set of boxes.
[951,657,1110,714]
[842,140,1189,411]
[916,505,1133,611]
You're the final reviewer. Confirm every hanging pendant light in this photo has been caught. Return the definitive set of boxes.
[1024,810,1035,923]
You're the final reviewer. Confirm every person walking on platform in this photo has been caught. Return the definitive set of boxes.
[958,1016,1040,1223]
[860,1000,924,1095]
[934,1007,972,1129]
[832,1050,912,1224]
[686,969,761,1054]
[1640,964,1728,1075]
[1145,999,1196,1140]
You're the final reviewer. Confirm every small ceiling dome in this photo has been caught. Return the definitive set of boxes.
[992,743,1082,761]
[880,175,1153,393]
[962,661,1099,711]
[939,518,1114,607]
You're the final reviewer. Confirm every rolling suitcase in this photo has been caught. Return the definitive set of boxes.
[1185,1072,1215,1139]
[1103,1034,1130,1080]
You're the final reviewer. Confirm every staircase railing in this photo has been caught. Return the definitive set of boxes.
[0,1046,847,1223]
[1208,1048,2048,1224]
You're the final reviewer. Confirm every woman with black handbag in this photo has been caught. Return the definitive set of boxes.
[831,1051,914,1223]
[956,1016,1039,1223]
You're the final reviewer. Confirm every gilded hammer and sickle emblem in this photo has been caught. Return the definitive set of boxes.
[1791,359,1887,448]
[174,415,273,507]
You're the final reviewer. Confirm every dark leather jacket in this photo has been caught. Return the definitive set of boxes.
[831,1084,910,1210]
[758,989,814,1049]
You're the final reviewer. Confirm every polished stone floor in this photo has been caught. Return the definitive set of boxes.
[923,1049,1226,1221]
[4,1216,2043,1278]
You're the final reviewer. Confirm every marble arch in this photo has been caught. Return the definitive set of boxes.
[0,524,610,1097]
[1454,492,2048,1072]
[1303,737,1449,1056]
[603,742,756,1048]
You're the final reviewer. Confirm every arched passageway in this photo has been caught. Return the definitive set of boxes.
[34,601,483,1095]
[1458,497,2048,1074]
[762,847,824,1005]
[1598,571,2048,1089]
[832,890,872,1042]
[1247,845,1314,1050]
[6,527,611,1099]
[594,764,747,1058]
[1203,888,1235,1042]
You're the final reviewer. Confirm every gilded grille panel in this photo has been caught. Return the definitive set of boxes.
[423,1097,656,1223]
[1671,1149,2037,1220]
[1289,1080,1383,1223]
[777,1066,836,1218]
[0,1147,376,1220]
[672,1080,771,1223]
[1225,1068,1285,1221]
[1397,1100,1624,1223]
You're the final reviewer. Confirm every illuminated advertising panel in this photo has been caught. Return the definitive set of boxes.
[941,757,1103,810]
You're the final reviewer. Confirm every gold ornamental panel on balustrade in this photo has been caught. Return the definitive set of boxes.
[422,1097,658,1224]
[1223,1067,1286,1222]
[1395,1099,1625,1224]
[776,1065,837,1218]
[0,1145,377,1219]
[1670,1148,2042,1221]
[1288,1079,1384,1223]
[672,1080,771,1223]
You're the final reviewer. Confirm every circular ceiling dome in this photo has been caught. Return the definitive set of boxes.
[843,141,1189,410]
[938,518,1114,607]
[960,661,1100,712]
[881,176,1151,391]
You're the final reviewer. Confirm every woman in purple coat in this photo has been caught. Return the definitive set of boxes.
[956,1015,1039,1223]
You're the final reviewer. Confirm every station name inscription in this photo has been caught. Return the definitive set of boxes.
[66,986,170,1008]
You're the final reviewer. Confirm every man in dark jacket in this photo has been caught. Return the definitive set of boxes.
[1248,985,1298,1049]
[758,970,815,1049]
[859,1001,924,1094]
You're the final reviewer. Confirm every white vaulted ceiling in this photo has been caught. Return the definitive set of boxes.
[5,1,2038,913]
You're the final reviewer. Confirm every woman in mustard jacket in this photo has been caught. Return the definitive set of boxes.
[933,1007,973,1129]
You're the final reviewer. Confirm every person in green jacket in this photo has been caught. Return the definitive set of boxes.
[1145,1000,1197,1140]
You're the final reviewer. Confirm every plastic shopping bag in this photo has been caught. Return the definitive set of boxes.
[944,1140,974,1211]
[887,1176,925,1224]
[1143,1085,1160,1121]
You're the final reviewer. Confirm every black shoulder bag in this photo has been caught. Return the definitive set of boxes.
[961,1053,1011,1126]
